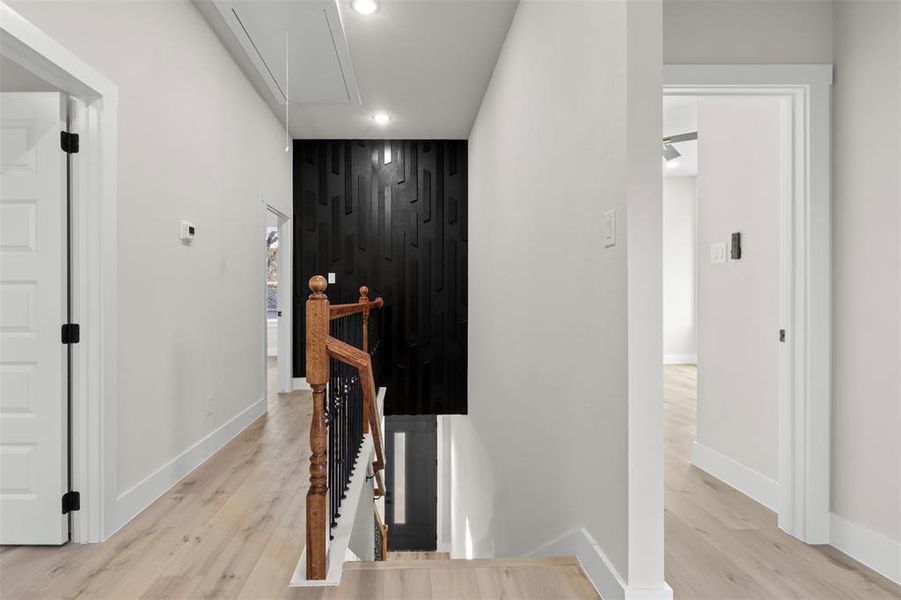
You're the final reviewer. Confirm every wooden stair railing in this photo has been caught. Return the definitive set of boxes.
[305,275,387,580]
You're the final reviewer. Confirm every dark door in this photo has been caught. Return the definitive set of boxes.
[385,415,437,550]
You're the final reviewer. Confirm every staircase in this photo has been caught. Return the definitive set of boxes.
[286,556,600,599]
[292,278,601,599]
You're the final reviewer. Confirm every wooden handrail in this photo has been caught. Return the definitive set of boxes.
[328,298,384,320]
[326,336,386,472]
[373,470,385,499]
[305,276,385,580]
[328,286,384,320]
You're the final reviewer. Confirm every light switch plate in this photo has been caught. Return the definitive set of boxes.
[711,242,727,264]
[327,272,336,284]
[603,209,616,248]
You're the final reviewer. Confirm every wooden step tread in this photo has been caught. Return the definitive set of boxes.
[288,556,600,599]
[345,555,582,571]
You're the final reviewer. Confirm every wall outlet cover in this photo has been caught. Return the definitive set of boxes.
[711,242,727,264]
[180,220,196,243]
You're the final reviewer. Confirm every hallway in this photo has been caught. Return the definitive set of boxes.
[664,365,901,599]
[0,360,313,599]
[0,362,598,600]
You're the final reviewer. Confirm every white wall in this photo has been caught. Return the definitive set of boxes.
[663,177,696,363]
[665,0,901,579]
[458,1,665,597]
[831,0,901,550]
[694,97,782,484]
[8,0,292,533]
[663,0,834,64]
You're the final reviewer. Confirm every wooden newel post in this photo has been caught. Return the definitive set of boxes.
[359,285,370,354]
[305,275,329,580]
[358,286,371,436]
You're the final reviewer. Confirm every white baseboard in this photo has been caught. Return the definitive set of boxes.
[830,513,901,584]
[691,441,779,511]
[108,396,267,537]
[293,377,311,391]
[529,528,672,600]
[663,354,697,365]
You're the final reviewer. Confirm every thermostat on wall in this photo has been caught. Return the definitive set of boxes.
[180,220,196,242]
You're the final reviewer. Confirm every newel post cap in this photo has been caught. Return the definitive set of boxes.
[309,275,328,296]
[359,285,370,301]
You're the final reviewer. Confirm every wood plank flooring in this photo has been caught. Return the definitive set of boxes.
[664,364,901,599]
[0,360,313,600]
[388,551,451,561]
[0,362,598,600]
[2,361,898,599]
[286,557,600,600]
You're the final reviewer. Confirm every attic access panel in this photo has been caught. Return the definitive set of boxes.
[214,0,361,105]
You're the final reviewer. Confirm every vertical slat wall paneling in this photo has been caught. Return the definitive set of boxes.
[294,140,468,415]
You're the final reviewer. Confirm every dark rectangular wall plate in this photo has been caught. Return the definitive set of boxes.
[731,231,742,260]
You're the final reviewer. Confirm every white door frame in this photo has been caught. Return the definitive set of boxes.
[664,64,832,544]
[1,2,118,543]
[263,201,293,394]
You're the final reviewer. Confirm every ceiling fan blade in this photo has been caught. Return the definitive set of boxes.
[662,144,681,161]
[663,131,698,144]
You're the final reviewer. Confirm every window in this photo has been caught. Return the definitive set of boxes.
[266,227,278,320]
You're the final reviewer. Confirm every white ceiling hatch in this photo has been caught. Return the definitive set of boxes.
[195,0,518,139]
[213,0,360,105]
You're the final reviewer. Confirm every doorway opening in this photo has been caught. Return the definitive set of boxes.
[263,204,292,396]
[1,4,119,543]
[663,93,785,515]
[0,71,72,545]
[661,65,833,552]
[385,415,438,553]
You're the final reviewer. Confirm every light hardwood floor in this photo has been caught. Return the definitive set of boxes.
[1,359,313,600]
[288,557,599,600]
[388,551,451,561]
[0,361,597,600]
[3,362,897,599]
[664,364,901,599]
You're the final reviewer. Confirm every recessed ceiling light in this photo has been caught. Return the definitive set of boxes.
[373,112,390,125]
[351,0,379,15]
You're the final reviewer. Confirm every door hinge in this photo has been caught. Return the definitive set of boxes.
[62,491,81,514]
[61,323,80,344]
[60,131,80,154]
[779,329,786,342]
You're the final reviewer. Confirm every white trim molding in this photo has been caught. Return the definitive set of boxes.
[530,529,673,600]
[830,514,901,585]
[1,1,119,543]
[109,397,266,537]
[691,442,779,512]
[665,63,833,545]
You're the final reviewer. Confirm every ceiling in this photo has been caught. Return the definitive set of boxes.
[195,0,518,139]
[663,95,698,177]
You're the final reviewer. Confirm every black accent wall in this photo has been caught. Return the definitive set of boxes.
[293,140,468,415]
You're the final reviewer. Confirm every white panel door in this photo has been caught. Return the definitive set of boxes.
[0,92,68,544]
